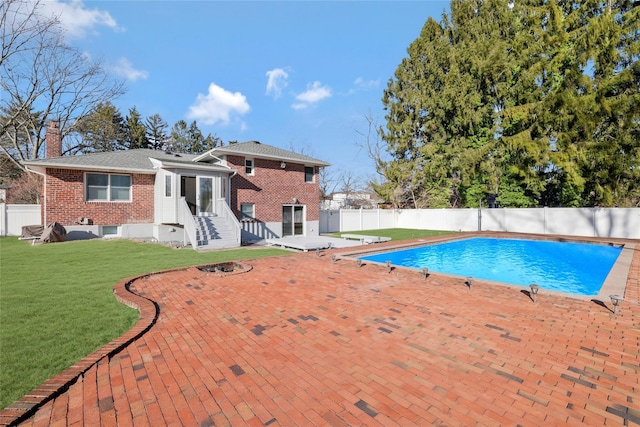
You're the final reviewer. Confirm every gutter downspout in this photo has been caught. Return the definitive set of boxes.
[25,165,47,225]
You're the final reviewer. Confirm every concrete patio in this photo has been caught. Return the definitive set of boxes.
[2,233,639,426]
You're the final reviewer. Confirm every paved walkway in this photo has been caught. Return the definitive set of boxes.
[3,234,639,426]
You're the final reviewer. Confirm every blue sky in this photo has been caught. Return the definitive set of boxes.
[44,1,449,184]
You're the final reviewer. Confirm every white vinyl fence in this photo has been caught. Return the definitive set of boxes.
[0,204,41,237]
[321,207,640,240]
[3,205,639,240]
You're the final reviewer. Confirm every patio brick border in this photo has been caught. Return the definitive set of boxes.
[0,270,165,427]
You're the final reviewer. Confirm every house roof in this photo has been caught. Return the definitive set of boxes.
[22,149,218,174]
[22,141,331,175]
[195,141,331,167]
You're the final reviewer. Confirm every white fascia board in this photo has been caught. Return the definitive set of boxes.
[24,162,155,175]
[153,158,234,174]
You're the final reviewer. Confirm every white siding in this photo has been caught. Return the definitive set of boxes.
[154,170,179,224]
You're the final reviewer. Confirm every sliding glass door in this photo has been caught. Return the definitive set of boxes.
[282,205,304,236]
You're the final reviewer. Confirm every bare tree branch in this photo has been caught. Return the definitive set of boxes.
[1,0,125,170]
[0,0,58,67]
[318,166,337,201]
[354,112,388,179]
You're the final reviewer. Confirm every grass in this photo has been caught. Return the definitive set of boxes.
[0,237,288,410]
[333,228,455,241]
[0,228,453,409]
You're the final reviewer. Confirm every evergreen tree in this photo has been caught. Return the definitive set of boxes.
[170,120,192,152]
[145,113,168,150]
[74,101,126,153]
[380,0,640,208]
[201,133,221,152]
[170,120,221,154]
[124,107,148,150]
[380,17,454,208]
[505,0,640,206]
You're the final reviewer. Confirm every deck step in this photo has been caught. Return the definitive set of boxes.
[193,216,239,249]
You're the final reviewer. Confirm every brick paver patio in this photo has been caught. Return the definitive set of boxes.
[2,234,639,426]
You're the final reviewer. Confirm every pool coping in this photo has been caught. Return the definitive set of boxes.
[337,232,635,303]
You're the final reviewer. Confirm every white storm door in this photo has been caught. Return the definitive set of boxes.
[196,177,214,216]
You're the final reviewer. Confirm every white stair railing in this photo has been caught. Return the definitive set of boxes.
[180,197,198,248]
[216,198,241,246]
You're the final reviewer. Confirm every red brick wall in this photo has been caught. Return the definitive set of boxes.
[44,168,155,225]
[46,123,62,158]
[228,156,321,222]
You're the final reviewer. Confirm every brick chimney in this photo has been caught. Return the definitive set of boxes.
[46,122,62,158]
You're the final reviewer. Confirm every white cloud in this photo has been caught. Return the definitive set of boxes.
[292,81,332,109]
[345,77,380,95]
[265,68,289,99]
[39,0,121,39]
[354,77,379,90]
[112,58,148,82]
[186,83,251,126]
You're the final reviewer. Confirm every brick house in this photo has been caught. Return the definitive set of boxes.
[22,123,330,249]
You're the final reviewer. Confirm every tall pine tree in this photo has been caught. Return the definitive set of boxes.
[381,0,639,207]
[124,107,148,150]
[145,113,168,150]
[170,120,221,154]
[74,101,126,153]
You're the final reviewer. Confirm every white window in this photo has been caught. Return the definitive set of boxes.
[241,203,255,220]
[86,173,131,202]
[221,177,227,199]
[165,175,172,197]
[304,166,314,183]
[245,158,254,175]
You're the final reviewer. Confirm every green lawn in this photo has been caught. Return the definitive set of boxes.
[0,237,288,409]
[334,228,455,241]
[0,228,454,409]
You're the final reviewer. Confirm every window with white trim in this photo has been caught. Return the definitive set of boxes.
[245,158,254,175]
[221,177,227,199]
[240,203,255,221]
[165,175,172,197]
[304,166,314,183]
[86,173,131,202]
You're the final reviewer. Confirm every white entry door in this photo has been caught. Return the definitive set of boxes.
[196,177,214,216]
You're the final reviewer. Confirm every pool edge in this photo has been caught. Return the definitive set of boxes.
[336,233,635,302]
[597,243,634,301]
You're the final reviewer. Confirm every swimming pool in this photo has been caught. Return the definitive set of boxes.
[359,238,622,296]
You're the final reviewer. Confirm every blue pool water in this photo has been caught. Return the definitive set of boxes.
[359,238,622,296]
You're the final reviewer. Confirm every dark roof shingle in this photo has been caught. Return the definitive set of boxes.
[206,141,331,167]
[23,142,331,172]
[23,149,200,173]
